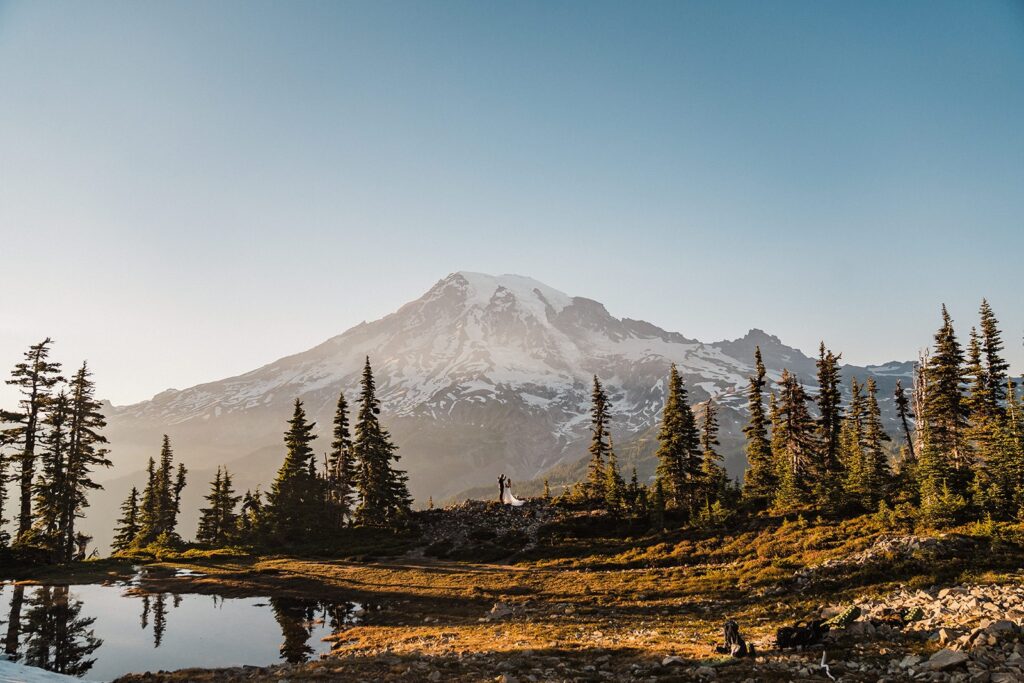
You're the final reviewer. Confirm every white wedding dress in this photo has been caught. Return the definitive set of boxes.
[502,485,525,506]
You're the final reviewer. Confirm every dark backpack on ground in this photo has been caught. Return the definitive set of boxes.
[776,619,830,649]
[715,619,754,657]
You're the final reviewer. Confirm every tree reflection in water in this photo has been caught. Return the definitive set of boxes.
[3,585,102,677]
[0,583,364,677]
[138,592,173,647]
[269,596,361,664]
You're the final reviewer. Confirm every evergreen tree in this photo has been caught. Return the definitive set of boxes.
[237,488,265,542]
[699,399,726,508]
[966,327,987,417]
[771,370,819,511]
[978,299,1009,414]
[51,363,110,562]
[195,468,223,544]
[137,457,159,543]
[893,378,915,462]
[352,357,411,527]
[624,467,646,518]
[742,346,775,504]
[136,436,186,546]
[586,376,612,500]
[604,435,625,511]
[266,399,322,541]
[543,479,551,500]
[3,338,63,541]
[650,478,666,529]
[654,364,701,514]
[918,308,971,515]
[922,305,969,476]
[111,487,140,553]
[325,389,356,527]
[0,443,7,547]
[30,390,70,550]
[815,343,845,476]
[840,378,867,505]
[1008,380,1023,452]
[860,378,892,508]
[197,467,241,546]
[971,416,1024,519]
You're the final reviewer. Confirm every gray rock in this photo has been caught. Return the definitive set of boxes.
[929,649,970,671]
[984,620,1018,636]
[900,654,923,668]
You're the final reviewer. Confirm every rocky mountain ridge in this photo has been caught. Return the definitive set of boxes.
[90,272,914,549]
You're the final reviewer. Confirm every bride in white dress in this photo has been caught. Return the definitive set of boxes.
[502,478,526,506]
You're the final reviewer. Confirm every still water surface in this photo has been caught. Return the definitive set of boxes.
[0,573,362,682]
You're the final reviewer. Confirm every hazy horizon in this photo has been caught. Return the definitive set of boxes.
[2,1,1022,406]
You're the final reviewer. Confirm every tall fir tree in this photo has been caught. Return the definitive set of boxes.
[586,376,611,499]
[325,389,356,528]
[196,467,241,546]
[111,487,140,553]
[654,364,701,514]
[813,344,845,507]
[352,357,411,527]
[0,438,8,547]
[815,343,845,473]
[3,338,63,542]
[978,299,1009,414]
[56,363,110,561]
[893,378,916,462]
[742,346,775,505]
[840,378,867,505]
[966,327,987,417]
[860,378,892,509]
[237,488,265,542]
[918,306,970,514]
[699,399,726,508]
[771,370,819,511]
[137,457,159,543]
[30,390,71,551]
[266,399,322,541]
[136,436,187,546]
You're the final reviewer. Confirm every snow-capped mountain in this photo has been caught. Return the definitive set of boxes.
[91,272,912,548]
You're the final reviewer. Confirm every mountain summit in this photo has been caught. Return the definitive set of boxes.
[95,272,910,548]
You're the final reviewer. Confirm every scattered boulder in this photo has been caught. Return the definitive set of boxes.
[928,648,969,670]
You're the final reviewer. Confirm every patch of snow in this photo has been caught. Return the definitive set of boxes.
[0,659,82,683]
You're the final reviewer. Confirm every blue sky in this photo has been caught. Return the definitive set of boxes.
[0,0,1022,405]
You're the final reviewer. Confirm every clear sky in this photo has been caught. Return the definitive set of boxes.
[1,0,1022,406]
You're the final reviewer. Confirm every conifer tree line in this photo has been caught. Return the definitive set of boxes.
[0,339,110,561]
[109,356,411,552]
[4,300,1019,559]
[570,299,1022,530]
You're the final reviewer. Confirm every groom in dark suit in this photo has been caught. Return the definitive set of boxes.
[498,474,506,502]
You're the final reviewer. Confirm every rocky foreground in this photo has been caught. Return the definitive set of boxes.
[104,509,1024,682]
[115,576,1024,682]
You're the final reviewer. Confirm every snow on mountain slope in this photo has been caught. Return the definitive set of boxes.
[90,272,913,551]
[112,271,753,434]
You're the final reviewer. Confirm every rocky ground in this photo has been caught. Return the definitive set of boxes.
[17,508,1024,682]
[115,579,1024,682]
[417,500,561,560]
